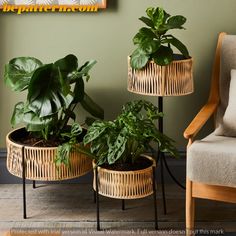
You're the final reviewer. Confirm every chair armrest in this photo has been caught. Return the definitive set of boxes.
[184,102,218,140]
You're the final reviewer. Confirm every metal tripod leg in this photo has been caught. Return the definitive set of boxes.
[22,147,26,219]
[95,167,100,231]
[152,166,158,230]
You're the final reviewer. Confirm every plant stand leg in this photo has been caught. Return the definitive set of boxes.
[160,152,167,215]
[122,199,125,211]
[33,180,36,189]
[94,190,96,203]
[152,166,158,230]
[95,167,100,231]
[22,147,27,219]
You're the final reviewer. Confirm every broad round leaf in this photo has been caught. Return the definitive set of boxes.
[152,46,173,66]
[4,57,43,91]
[167,15,186,29]
[163,36,190,58]
[27,64,73,117]
[140,39,160,54]
[54,54,78,73]
[130,48,149,69]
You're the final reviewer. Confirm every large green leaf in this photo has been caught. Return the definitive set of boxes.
[11,102,25,126]
[130,48,149,69]
[54,54,78,75]
[139,16,154,28]
[153,7,165,29]
[27,64,73,118]
[152,46,173,66]
[72,78,85,104]
[140,39,160,54]
[139,27,157,40]
[4,57,43,91]
[167,15,186,29]
[23,111,52,132]
[83,121,108,144]
[107,130,127,164]
[69,60,97,83]
[162,36,190,58]
[81,93,104,119]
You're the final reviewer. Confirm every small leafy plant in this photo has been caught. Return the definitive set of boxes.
[83,100,178,166]
[4,54,104,165]
[131,7,190,69]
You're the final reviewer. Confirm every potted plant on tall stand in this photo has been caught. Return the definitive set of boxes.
[82,100,178,230]
[128,7,194,214]
[4,54,104,218]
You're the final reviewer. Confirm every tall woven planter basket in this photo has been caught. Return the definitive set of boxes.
[93,155,156,199]
[128,56,194,96]
[6,128,92,181]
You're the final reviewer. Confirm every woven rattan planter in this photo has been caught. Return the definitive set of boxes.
[128,56,193,96]
[93,155,156,199]
[6,128,92,181]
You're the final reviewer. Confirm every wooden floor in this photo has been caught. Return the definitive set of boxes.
[0,183,235,235]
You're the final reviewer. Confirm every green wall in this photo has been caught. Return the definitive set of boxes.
[1,0,236,149]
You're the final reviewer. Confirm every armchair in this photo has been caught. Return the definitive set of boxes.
[184,32,236,234]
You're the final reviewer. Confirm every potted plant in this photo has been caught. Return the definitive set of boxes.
[4,54,104,181]
[82,100,178,199]
[128,7,193,96]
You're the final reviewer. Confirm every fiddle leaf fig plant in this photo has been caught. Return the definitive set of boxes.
[131,7,190,69]
[83,100,178,166]
[4,54,104,166]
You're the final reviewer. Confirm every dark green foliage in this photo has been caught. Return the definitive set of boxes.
[131,7,190,69]
[4,54,104,165]
[83,100,178,166]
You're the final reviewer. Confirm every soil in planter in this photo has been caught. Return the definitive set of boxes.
[9,128,87,147]
[101,156,153,171]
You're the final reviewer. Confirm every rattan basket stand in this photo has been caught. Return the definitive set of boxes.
[128,56,194,214]
[6,128,92,219]
[93,155,158,231]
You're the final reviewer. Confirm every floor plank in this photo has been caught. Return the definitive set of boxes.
[0,184,235,234]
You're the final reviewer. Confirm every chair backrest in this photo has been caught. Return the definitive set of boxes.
[209,34,236,127]
[216,35,236,126]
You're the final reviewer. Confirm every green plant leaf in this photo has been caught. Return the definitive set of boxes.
[75,60,97,82]
[83,121,108,144]
[72,78,85,103]
[162,36,190,58]
[167,15,186,29]
[146,7,155,20]
[54,54,78,78]
[139,27,157,40]
[81,93,104,119]
[139,16,154,28]
[130,48,149,69]
[153,7,165,29]
[107,130,127,164]
[140,39,160,54]
[4,57,43,91]
[23,111,53,132]
[152,46,173,66]
[27,64,73,117]
[11,102,25,126]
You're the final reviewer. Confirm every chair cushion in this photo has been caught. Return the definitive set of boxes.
[187,132,236,187]
[215,69,236,136]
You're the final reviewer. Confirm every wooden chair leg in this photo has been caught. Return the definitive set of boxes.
[186,178,195,236]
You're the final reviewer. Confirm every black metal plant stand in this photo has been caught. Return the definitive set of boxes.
[157,97,185,215]
[94,165,158,231]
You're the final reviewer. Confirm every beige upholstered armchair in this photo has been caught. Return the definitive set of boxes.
[184,32,236,234]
